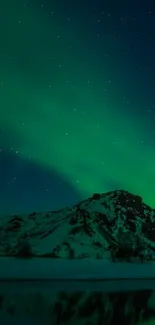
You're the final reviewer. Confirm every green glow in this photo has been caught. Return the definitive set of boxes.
[0,1,154,208]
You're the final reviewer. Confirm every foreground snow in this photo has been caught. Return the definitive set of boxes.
[0,257,155,281]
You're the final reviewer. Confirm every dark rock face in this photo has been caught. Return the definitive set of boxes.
[1,189,155,324]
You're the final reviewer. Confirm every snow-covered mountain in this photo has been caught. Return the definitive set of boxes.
[0,189,155,262]
[1,189,155,325]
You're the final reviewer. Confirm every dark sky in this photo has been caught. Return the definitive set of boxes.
[0,0,155,214]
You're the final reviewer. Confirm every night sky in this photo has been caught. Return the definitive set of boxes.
[0,0,155,214]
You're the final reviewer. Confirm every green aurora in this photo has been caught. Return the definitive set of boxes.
[1,1,155,208]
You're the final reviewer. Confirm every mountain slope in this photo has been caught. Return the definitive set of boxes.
[0,189,155,262]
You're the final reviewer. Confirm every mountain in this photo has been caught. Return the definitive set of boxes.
[1,189,155,325]
[0,189,155,261]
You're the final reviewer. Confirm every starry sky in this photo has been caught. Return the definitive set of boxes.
[0,0,155,214]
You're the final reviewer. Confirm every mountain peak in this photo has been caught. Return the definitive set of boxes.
[0,189,155,262]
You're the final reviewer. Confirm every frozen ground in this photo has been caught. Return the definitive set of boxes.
[1,258,155,290]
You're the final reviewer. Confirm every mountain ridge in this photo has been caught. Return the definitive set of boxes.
[0,189,155,262]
